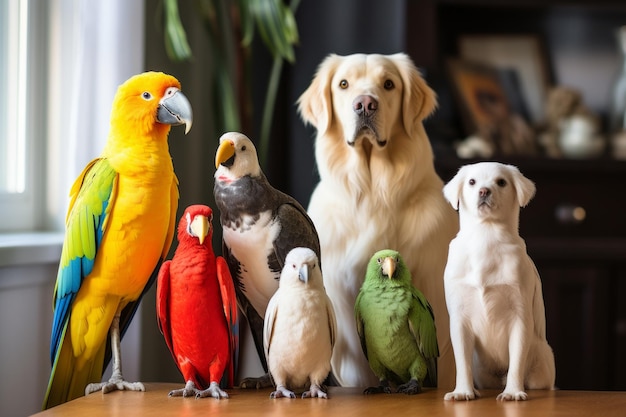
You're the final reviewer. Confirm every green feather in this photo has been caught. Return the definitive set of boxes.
[355,249,439,387]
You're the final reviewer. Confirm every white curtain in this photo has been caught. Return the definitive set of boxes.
[46,0,145,231]
[45,0,146,381]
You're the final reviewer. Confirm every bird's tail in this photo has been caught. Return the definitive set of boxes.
[42,324,105,410]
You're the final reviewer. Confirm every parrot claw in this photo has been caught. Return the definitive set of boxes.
[168,381,200,398]
[169,381,230,400]
[85,378,145,396]
[397,379,422,395]
[363,382,392,395]
[196,382,230,400]
[270,385,296,399]
[240,373,273,389]
[302,384,328,399]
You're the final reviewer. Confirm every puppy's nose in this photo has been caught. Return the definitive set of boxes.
[353,95,378,117]
[479,187,491,198]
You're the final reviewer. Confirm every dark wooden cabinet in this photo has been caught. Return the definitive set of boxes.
[411,0,626,391]
[436,156,626,391]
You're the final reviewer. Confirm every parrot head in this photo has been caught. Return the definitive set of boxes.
[178,204,213,246]
[366,249,411,287]
[111,71,193,138]
[280,247,323,290]
[214,132,262,181]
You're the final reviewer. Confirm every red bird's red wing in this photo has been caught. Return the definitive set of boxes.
[156,260,175,357]
[216,256,239,388]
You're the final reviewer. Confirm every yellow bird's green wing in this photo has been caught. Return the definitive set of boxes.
[44,158,117,409]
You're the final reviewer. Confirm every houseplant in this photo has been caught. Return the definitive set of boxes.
[162,0,300,168]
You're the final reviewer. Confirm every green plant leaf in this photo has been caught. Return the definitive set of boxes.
[250,0,296,62]
[163,0,193,62]
[237,0,255,47]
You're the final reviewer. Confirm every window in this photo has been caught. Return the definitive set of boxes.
[0,0,47,232]
[0,0,145,233]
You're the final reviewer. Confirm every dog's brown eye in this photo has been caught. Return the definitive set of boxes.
[384,79,394,90]
[469,179,475,186]
[339,79,349,89]
[497,178,507,187]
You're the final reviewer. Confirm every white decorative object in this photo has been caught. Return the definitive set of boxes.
[559,115,604,158]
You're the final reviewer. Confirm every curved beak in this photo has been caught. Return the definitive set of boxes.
[215,139,236,169]
[157,87,193,134]
[298,264,309,284]
[190,214,210,245]
[382,256,396,279]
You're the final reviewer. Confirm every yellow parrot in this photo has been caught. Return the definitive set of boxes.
[43,71,192,409]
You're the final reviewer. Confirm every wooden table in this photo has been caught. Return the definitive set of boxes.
[31,383,626,417]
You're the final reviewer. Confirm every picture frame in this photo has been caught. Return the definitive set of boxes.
[446,58,512,135]
[457,34,552,124]
[446,58,538,156]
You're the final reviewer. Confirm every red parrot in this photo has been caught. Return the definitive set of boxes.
[156,205,239,399]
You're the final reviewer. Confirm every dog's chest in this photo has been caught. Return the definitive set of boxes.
[448,238,527,319]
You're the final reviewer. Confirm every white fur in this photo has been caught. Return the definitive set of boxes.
[298,53,458,388]
[442,162,555,401]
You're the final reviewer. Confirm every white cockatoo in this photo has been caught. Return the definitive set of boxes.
[263,247,337,399]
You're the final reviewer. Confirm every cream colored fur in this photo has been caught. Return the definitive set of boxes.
[442,162,555,401]
[298,53,458,388]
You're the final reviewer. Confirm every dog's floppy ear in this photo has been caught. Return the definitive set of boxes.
[506,164,536,207]
[297,54,342,136]
[443,166,467,211]
[391,53,437,137]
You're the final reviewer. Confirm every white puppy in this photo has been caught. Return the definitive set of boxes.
[298,53,458,388]
[442,162,555,401]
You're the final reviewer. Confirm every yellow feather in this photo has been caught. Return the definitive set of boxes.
[44,72,187,409]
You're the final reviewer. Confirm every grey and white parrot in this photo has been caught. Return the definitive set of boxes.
[264,247,336,399]
[213,132,321,387]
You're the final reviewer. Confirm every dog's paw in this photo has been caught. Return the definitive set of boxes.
[496,390,528,401]
[444,390,480,401]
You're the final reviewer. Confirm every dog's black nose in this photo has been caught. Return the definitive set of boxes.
[353,95,378,117]
[479,187,491,197]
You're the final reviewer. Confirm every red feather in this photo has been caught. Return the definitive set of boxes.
[156,205,239,389]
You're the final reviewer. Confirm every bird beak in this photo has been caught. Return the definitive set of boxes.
[157,87,193,134]
[298,264,309,284]
[382,256,396,279]
[190,214,210,245]
[215,139,236,169]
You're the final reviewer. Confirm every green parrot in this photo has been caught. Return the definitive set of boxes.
[355,249,439,395]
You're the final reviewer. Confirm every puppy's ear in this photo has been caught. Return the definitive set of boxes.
[297,54,342,136]
[506,164,536,207]
[391,53,438,137]
[443,166,467,211]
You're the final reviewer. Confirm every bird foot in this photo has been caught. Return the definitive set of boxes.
[397,379,422,395]
[196,382,229,399]
[169,381,229,399]
[363,383,392,395]
[270,385,296,399]
[302,383,328,399]
[169,380,199,398]
[85,375,145,396]
[239,373,273,389]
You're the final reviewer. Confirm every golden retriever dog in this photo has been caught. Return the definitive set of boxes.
[442,162,555,401]
[298,53,458,388]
